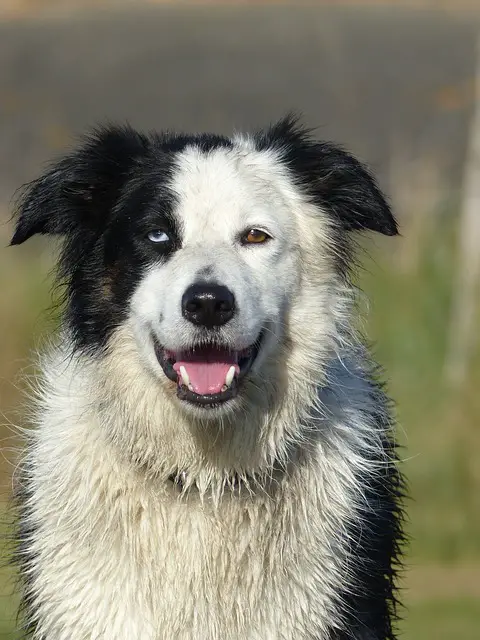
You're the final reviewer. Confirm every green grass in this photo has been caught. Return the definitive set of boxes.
[0,221,479,638]
[401,599,479,640]
[360,224,480,564]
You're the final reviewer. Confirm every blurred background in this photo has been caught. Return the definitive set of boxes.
[1,1,479,638]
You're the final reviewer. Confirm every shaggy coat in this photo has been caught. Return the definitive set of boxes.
[11,117,403,640]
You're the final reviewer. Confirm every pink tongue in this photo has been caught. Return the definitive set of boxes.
[173,362,239,395]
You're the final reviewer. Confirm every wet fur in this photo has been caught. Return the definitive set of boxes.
[11,117,404,639]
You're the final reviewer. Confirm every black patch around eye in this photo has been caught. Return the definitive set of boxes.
[24,126,236,356]
[67,165,181,353]
[136,208,182,256]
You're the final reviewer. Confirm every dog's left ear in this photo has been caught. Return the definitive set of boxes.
[10,126,148,246]
[259,117,398,236]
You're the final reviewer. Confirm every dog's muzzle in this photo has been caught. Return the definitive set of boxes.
[154,332,264,408]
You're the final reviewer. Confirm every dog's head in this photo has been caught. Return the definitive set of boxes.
[12,117,396,424]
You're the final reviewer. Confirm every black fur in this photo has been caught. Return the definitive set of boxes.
[11,127,233,353]
[256,116,397,236]
[330,380,405,640]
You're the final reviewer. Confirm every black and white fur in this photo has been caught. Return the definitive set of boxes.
[11,117,404,639]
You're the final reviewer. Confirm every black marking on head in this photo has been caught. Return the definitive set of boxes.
[151,131,234,154]
[11,127,233,353]
[255,115,398,237]
[11,126,150,246]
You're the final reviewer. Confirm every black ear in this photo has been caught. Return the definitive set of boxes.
[257,116,398,236]
[10,126,149,246]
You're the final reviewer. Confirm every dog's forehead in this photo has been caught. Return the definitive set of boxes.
[169,143,293,239]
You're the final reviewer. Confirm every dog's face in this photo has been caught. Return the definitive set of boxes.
[11,118,397,419]
[129,145,301,414]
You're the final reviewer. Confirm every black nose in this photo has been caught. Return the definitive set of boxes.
[182,283,235,328]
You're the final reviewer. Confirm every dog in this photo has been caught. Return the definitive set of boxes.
[11,116,403,639]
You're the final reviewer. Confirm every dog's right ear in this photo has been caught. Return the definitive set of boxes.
[10,126,148,246]
[257,115,398,237]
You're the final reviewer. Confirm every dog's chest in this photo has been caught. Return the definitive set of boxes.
[102,493,319,638]
[32,476,336,640]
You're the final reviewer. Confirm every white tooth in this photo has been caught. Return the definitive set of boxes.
[179,366,190,387]
[188,384,194,392]
[225,366,236,388]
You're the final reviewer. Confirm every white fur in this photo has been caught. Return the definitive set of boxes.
[133,143,307,398]
[18,142,394,639]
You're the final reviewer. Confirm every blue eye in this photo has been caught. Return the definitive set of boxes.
[147,230,170,243]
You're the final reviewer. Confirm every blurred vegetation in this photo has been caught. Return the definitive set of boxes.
[0,213,479,638]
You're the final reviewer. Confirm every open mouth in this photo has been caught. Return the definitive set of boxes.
[154,333,263,408]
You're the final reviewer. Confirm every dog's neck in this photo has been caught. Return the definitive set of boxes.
[166,457,289,495]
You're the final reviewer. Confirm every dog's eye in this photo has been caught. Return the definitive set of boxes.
[147,230,170,244]
[241,229,271,245]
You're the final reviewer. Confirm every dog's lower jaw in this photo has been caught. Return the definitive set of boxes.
[95,327,296,471]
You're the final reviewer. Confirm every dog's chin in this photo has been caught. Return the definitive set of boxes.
[153,331,265,413]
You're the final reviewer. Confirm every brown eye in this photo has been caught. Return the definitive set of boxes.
[242,229,271,245]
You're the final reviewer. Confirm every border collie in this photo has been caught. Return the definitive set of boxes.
[11,117,403,639]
